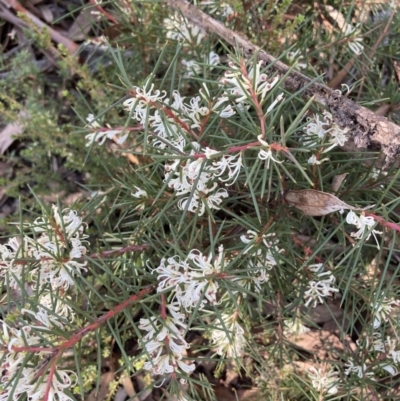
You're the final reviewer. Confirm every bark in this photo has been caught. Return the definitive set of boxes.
[166,0,400,167]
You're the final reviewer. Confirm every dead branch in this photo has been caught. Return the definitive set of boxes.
[166,0,400,167]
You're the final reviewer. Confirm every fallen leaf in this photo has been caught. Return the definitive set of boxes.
[331,173,348,192]
[0,111,28,154]
[284,189,372,216]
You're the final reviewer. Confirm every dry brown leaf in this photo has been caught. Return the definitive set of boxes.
[331,173,348,192]
[323,5,347,31]
[67,7,97,40]
[0,111,28,154]
[284,189,371,216]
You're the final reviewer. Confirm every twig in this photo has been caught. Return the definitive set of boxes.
[165,0,400,167]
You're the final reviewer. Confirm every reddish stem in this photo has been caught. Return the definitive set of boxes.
[43,356,59,401]
[88,0,118,24]
[366,212,400,232]
[239,61,266,139]
[59,286,154,350]
[12,286,154,401]
[160,294,167,319]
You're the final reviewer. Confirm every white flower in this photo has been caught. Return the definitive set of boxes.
[26,370,76,401]
[346,211,382,249]
[303,114,330,138]
[386,336,400,364]
[0,237,31,289]
[283,318,310,336]
[304,265,339,308]
[164,16,207,46]
[322,125,349,153]
[184,96,210,129]
[211,314,246,358]
[308,366,339,395]
[208,153,242,185]
[85,114,128,146]
[370,295,398,328]
[182,51,220,77]
[205,188,229,212]
[344,24,363,56]
[240,230,281,253]
[139,303,195,378]
[123,79,166,125]
[152,256,190,292]
[286,49,307,70]
[344,360,372,379]
[211,96,236,118]
[131,186,148,210]
[257,135,283,167]
[69,237,87,259]
[51,205,85,238]
[39,293,75,320]
[21,307,64,330]
[152,246,225,310]
[266,93,284,113]
[86,113,101,129]
[381,364,398,376]
[308,154,329,165]
[222,60,279,105]
[85,129,123,147]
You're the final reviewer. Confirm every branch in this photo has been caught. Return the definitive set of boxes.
[165,0,400,167]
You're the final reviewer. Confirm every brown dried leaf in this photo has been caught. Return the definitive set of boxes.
[331,172,348,192]
[0,117,26,154]
[285,189,369,216]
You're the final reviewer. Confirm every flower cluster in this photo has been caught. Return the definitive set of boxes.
[152,245,226,310]
[345,331,400,379]
[87,60,289,217]
[165,149,241,215]
[346,211,382,249]
[85,113,128,146]
[182,51,220,77]
[303,263,339,308]
[236,230,284,293]
[221,60,282,109]
[343,24,364,56]
[283,317,310,336]
[308,365,339,395]
[370,293,398,328]
[139,303,195,379]
[0,310,75,401]
[121,79,241,215]
[210,313,246,358]
[303,110,349,152]
[0,205,87,291]
[164,15,207,46]
[123,80,234,152]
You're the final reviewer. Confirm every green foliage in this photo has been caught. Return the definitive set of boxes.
[1,1,400,401]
